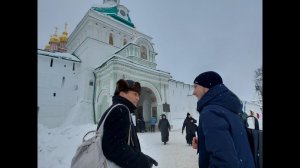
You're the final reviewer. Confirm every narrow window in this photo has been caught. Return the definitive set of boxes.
[53,93,56,97]
[89,80,94,86]
[50,58,53,67]
[72,63,75,71]
[140,45,147,59]
[62,77,65,88]
[109,33,114,45]
[123,38,127,45]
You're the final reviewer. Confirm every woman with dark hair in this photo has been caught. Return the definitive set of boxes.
[158,114,171,145]
[97,79,158,168]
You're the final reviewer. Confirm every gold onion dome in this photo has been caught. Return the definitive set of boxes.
[49,27,60,43]
[59,34,67,43]
[49,35,60,43]
[44,44,51,50]
[59,23,68,43]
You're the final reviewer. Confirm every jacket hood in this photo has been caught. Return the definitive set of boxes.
[196,84,242,114]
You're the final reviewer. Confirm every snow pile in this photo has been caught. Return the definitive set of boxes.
[62,101,94,127]
[38,123,198,168]
[38,123,97,168]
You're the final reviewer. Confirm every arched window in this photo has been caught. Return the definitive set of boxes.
[140,45,147,59]
[109,33,114,45]
[123,38,127,45]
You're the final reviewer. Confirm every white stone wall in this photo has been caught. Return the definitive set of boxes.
[38,55,80,128]
[67,10,152,65]
[168,80,198,130]
[38,5,199,129]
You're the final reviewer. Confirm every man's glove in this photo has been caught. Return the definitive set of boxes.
[147,155,158,167]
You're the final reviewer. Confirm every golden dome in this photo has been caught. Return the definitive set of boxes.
[49,27,60,43]
[59,34,68,43]
[62,31,68,36]
[59,23,68,43]
[44,44,51,50]
[49,35,60,43]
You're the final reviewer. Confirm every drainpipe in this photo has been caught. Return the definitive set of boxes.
[92,72,97,124]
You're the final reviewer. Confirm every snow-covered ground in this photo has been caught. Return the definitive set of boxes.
[38,123,198,168]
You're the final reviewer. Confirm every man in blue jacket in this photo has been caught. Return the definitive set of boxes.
[191,71,255,168]
[150,116,157,132]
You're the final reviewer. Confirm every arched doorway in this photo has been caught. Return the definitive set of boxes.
[136,87,157,132]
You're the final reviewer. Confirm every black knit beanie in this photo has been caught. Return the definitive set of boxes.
[193,71,223,89]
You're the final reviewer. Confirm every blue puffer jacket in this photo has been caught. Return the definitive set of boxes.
[196,84,255,168]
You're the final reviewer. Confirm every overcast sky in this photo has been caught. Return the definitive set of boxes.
[38,0,262,102]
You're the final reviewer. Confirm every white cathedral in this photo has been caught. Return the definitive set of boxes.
[38,0,198,129]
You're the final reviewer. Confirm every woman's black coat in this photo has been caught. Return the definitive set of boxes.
[182,117,197,134]
[97,96,154,168]
[158,116,170,142]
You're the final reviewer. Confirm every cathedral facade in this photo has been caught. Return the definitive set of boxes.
[38,0,198,128]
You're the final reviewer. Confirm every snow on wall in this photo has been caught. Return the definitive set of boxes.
[243,101,263,130]
[38,53,80,128]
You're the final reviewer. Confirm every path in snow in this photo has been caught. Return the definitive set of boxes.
[138,129,198,168]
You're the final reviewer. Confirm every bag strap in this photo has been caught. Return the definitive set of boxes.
[82,130,96,142]
[128,121,132,145]
[82,104,124,142]
[246,115,259,130]
[96,103,132,145]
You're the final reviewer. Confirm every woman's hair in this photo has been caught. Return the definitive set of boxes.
[114,79,141,96]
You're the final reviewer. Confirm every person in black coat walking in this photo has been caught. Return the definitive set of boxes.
[97,79,158,168]
[191,71,255,168]
[182,112,197,145]
[158,114,171,145]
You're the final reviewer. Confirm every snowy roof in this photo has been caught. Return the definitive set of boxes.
[91,6,135,28]
[95,54,171,78]
[37,49,81,62]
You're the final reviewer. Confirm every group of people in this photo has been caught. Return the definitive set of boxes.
[96,71,256,168]
[136,118,146,133]
[136,116,158,133]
